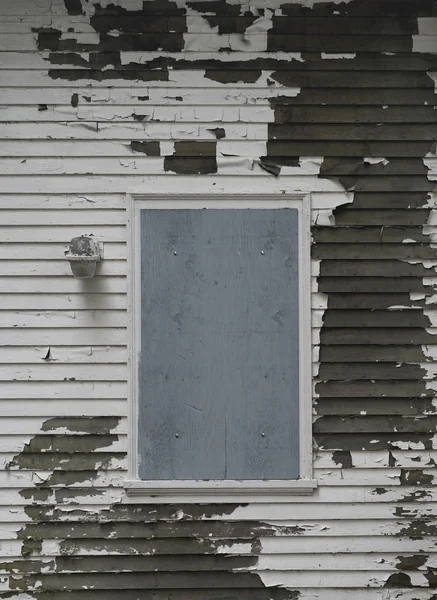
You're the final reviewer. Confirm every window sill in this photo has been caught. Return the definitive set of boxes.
[123,479,318,503]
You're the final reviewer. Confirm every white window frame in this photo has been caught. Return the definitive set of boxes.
[125,194,316,503]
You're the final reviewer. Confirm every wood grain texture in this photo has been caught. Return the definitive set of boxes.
[139,209,299,480]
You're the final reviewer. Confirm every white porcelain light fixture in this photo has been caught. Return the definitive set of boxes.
[65,235,103,279]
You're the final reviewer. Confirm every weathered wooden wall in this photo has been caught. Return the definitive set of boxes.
[0,0,436,598]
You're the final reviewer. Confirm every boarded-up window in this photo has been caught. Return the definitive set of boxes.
[138,208,300,481]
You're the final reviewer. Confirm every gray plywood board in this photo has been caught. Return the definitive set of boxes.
[139,209,299,480]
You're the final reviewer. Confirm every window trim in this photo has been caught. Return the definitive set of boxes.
[125,194,316,502]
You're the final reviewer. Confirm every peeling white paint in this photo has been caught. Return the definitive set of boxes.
[321,53,356,59]
[1,1,435,597]
[387,305,420,311]
[426,71,437,90]
[363,157,389,166]
[184,8,273,52]
[215,542,253,554]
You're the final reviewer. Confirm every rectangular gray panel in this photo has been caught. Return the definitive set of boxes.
[139,209,299,480]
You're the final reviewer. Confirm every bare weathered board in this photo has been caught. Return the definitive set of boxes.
[139,209,299,480]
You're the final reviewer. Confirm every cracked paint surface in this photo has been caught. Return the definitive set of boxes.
[0,0,437,598]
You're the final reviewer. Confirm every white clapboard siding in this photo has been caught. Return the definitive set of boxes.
[0,278,126,293]
[0,122,264,138]
[0,176,348,194]
[1,158,323,176]
[0,86,302,105]
[0,534,429,555]
[0,503,434,522]
[0,570,432,590]
[0,0,330,14]
[0,67,418,88]
[0,502,433,522]
[0,195,129,209]
[0,381,126,398]
[0,193,349,211]
[0,244,126,260]
[0,552,435,571]
[0,363,127,381]
[0,19,292,34]
[0,518,435,541]
[0,487,124,506]
[0,226,126,243]
[0,399,126,417]
[0,104,276,122]
[0,210,126,225]
[0,262,125,276]
[1,159,327,177]
[0,33,281,52]
[0,484,434,505]
[0,346,126,363]
[1,141,270,157]
[0,436,126,452]
[0,310,126,328]
[0,294,127,309]
[314,450,437,469]
[0,2,435,598]
[1,467,434,488]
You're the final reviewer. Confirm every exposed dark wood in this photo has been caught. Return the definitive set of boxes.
[345,193,431,210]
[318,363,426,380]
[320,328,435,344]
[321,161,434,176]
[320,261,434,278]
[350,178,433,193]
[268,140,435,156]
[268,35,413,52]
[318,293,425,309]
[315,432,434,451]
[274,106,437,124]
[272,70,433,87]
[315,397,434,416]
[315,380,431,398]
[20,521,281,540]
[7,452,123,471]
[313,227,429,243]
[333,210,431,227]
[312,244,435,260]
[270,89,437,105]
[25,554,259,573]
[86,16,422,36]
[54,538,240,556]
[270,124,437,141]
[319,345,427,362]
[318,278,433,293]
[11,572,267,590]
[4,591,285,600]
[271,17,418,35]
[321,309,429,327]
[19,435,119,453]
[314,415,437,434]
